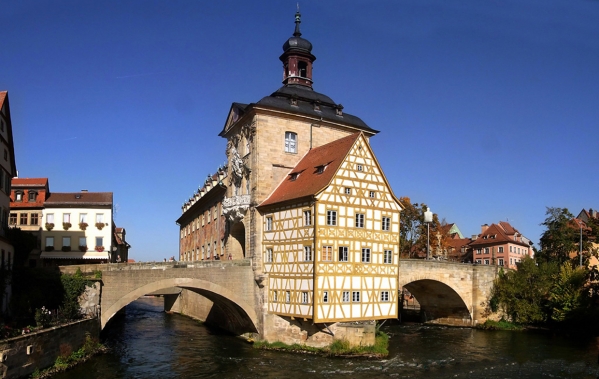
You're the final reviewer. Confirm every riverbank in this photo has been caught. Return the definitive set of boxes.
[252,331,389,358]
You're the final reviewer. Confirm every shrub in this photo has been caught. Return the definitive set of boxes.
[34,306,53,328]
[62,222,72,230]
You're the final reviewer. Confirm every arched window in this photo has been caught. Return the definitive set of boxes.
[298,61,307,77]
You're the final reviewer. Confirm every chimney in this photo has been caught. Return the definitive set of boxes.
[81,189,88,192]
[481,224,489,233]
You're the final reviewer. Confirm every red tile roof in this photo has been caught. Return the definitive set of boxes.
[470,222,529,247]
[259,133,361,208]
[0,91,6,109]
[12,178,49,187]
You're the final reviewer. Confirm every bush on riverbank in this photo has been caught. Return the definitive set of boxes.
[477,319,524,331]
[253,331,389,358]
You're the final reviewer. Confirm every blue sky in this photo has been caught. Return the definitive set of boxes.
[2,1,597,261]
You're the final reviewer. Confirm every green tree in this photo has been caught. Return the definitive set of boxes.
[399,197,423,258]
[538,207,577,264]
[548,263,588,323]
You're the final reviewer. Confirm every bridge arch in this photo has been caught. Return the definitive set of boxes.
[101,277,259,332]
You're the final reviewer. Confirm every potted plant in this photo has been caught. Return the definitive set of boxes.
[79,222,88,230]
[79,245,88,252]
[95,246,105,252]
[44,245,54,252]
[45,222,54,231]
[61,246,71,252]
[95,222,105,230]
[62,222,72,230]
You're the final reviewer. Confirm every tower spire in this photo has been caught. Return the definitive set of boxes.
[294,5,302,37]
[280,7,316,88]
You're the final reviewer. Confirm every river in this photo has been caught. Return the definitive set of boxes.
[53,297,599,379]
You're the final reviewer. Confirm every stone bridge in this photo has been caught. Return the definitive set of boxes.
[398,259,499,326]
[62,258,499,339]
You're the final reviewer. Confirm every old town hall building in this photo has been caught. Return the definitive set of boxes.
[177,12,403,327]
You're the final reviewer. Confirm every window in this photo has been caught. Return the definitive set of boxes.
[79,213,87,223]
[369,191,376,198]
[214,207,218,220]
[476,249,481,255]
[266,217,272,231]
[357,164,363,171]
[326,210,337,226]
[95,237,103,248]
[338,246,348,262]
[62,237,71,248]
[31,214,38,225]
[19,213,27,225]
[381,291,390,302]
[498,258,504,266]
[316,165,325,174]
[96,213,104,223]
[476,259,482,264]
[28,191,36,202]
[15,192,22,202]
[63,213,70,223]
[323,291,329,303]
[344,187,351,195]
[284,131,297,153]
[322,246,332,261]
[361,248,371,263]
[382,217,391,231]
[290,173,299,181]
[510,246,513,252]
[302,292,308,304]
[484,259,490,265]
[303,210,311,226]
[484,248,489,254]
[265,248,273,263]
[207,209,211,224]
[79,237,87,248]
[273,291,278,302]
[298,61,307,77]
[304,246,312,261]
[285,291,290,303]
[384,250,393,264]
[201,246,205,260]
[45,236,54,249]
[498,247,504,253]
[9,213,16,225]
[352,291,360,302]
[355,214,364,228]
[342,291,350,302]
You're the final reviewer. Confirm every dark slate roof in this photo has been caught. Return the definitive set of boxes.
[255,85,374,132]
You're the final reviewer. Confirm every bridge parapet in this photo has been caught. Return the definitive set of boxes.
[59,259,252,274]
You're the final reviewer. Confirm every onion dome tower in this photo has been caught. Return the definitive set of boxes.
[280,9,316,88]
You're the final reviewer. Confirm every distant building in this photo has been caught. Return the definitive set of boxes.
[40,190,115,265]
[469,222,533,269]
[114,227,131,263]
[576,208,598,223]
[0,91,18,314]
[574,209,598,268]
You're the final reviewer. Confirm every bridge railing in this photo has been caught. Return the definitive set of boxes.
[59,259,252,274]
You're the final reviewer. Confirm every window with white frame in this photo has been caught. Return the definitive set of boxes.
[304,246,312,261]
[476,249,481,255]
[301,292,308,304]
[266,216,273,231]
[384,250,393,264]
[303,210,311,226]
[79,213,87,223]
[284,131,297,153]
[484,259,490,265]
[338,246,348,262]
[79,237,86,248]
[476,259,482,264]
[46,213,54,224]
[352,291,360,302]
[45,236,54,248]
[342,291,350,302]
[369,191,376,198]
[357,164,363,171]
[381,291,390,302]
[498,246,504,253]
[361,248,371,263]
[96,213,104,223]
[266,248,273,263]
[273,291,278,302]
[484,248,489,254]
[382,217,391,231]
[323,291,329,303]
[344,187,351,195]
[498,258,504,266]
[355,213,364,228]
[322,246,332,261]
[95,237,103,248]
[327,210,337,226]
[285,291,290,303]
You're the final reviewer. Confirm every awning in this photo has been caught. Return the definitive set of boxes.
[40,251,109,260]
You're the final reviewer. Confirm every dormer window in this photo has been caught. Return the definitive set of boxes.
[335,104,344,116]
[15,192,22,202]
[290,173,299,181]
[313,101,321,112]
[316,165,326,174]
[28,191,37,202]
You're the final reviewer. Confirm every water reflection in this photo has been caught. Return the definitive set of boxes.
[52,297,599,379]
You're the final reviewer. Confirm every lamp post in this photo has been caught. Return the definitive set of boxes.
[424,207,433,260]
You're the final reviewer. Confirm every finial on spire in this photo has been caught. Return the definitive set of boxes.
[294,5,302,37]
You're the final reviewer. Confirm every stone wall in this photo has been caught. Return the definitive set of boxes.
[0,318,98,379]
